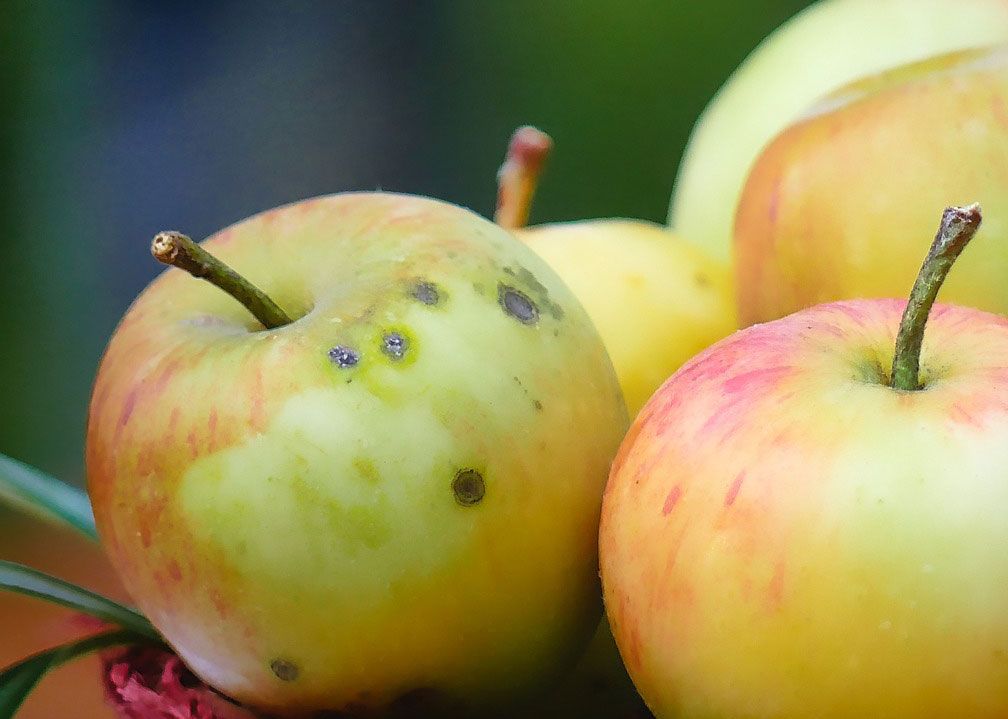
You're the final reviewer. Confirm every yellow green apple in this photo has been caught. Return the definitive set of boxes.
[497,126,736,418]
[85,192,628,716]
[602,205,1008,718]
[735,44,1008,325]
[670,0,1008,261]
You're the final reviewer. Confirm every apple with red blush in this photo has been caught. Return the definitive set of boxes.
[601,204,1008,718]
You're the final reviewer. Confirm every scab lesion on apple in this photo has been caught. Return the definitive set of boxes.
[498,283,540,325]
[268,657,299,683]
[410,279,441,306]
[381,331,409,360]
[327,345,360,369]
[502,264,565,321]
[452,468,486,507]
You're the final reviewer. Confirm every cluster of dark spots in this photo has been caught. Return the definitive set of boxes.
[498,283,539,325]
[270,658,300,682]
[502,265,565,320]
[452,468,485,506]
[329,345,360,368]
[382,331,408,360]
[411,280,440,306]
[513,375,544,412]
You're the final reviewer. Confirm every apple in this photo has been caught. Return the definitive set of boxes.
[669,0,1008,261]
[497,126,736,418]
[735,44,1008,326]
[85,192,628,716]
[601,205,1008,717]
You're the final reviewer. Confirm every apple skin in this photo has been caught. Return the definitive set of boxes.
[735,45,1008,326]
[600,298,1008,718]
[85,193,628,716]
[669,0,1008,261]
[520,220,736,417]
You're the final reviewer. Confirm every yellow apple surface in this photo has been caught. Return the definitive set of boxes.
[520,220,736,417]
[86,192,628,716]
[735,45,1008,325]
[670,0,1008,260]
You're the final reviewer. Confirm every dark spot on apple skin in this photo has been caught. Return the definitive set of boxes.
[694,273,710,288]
[498,284,539,325]
[502,266,565,320]
[412,280,440,306]
[453,469,485,506]
[533,399,543,412]
[270,658,299,681]
[329,345,360,368]
[382,331,408,360]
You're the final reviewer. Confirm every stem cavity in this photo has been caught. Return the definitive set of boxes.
[890,204,982,391]
[151,231,293,330]
[494,126,553,230]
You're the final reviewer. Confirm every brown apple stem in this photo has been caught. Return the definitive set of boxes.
[494,126,553,230]
[890,204,982,391]
[151,231,293,329]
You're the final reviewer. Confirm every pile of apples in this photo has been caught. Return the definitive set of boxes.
[4,0,1008,717]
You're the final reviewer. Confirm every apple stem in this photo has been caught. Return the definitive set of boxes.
[890,204,982,391]
[494,126,553,230]
[151,231,293,329]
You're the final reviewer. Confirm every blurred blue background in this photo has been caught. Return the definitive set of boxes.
[0,0,812,484]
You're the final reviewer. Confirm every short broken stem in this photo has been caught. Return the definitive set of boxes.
[890,204,982,391]
[151,231,293,329]
[494,126,553,230]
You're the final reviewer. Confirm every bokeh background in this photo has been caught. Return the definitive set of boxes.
[0,1,811,716]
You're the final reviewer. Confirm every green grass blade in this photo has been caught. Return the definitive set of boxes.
[0,629,148,719]
[0,453,97,541]
[0,561,158,639]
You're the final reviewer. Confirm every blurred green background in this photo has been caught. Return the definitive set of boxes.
[1,2,811,716]
[0,0,812,485]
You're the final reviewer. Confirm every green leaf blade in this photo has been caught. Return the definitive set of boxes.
[0,629,149,719]
[0,453,97,541]
[0,561,158,639]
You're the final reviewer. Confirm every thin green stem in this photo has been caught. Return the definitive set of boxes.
[151,231,293,329]
[890,204,982,391]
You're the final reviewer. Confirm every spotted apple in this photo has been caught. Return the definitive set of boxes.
[86,192,628,716]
